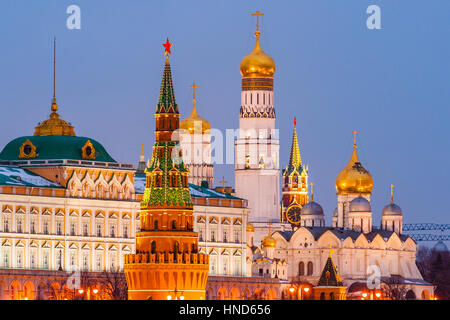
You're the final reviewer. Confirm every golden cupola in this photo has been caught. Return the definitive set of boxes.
[261,235,276,248]
[179,83,211,134]
[335,132,373,195]
[240,11,275,78]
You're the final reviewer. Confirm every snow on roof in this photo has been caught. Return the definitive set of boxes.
[0,165,61,188]
[134,173,244,200]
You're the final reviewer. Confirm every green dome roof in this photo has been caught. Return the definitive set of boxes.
[0,135,116,163]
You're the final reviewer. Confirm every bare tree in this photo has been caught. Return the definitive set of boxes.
[381,276,409,300]
[100,269,128,300]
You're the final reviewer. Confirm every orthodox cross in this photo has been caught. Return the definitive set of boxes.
[353,130,358,147]
[219,176,227,188]
[328,244,334,256]
[251,10,264,32]
[190,82,198,100]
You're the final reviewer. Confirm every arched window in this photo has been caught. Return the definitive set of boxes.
[298,262,305,276]
[151,241,156,254]
[320,292,325,300]
[172,220,177,230]
[174,241,179,254]
[154,220,159,230]
[330,292,335,300]
[307,261,313,276]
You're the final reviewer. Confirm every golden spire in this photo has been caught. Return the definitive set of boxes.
[179,82,211,134]
[52,37,57,111]
[390,184,394,204]
[310,182,314,202]
[140,143,145,161]
[34,38,75,136]
[288,117,302,169]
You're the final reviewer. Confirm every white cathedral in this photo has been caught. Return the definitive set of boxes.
[179,15,435,300]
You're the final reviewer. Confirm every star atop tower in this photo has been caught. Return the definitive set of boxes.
[163,37,172,55]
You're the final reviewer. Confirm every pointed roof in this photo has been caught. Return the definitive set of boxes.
[156,57,178,114]
[317,254,344,287]
[136,143,146,174]
[284,117,302,174]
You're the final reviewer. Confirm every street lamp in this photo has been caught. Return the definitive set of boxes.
[167,295,172,300]
[92,288,99,294]
[78,289,84,295]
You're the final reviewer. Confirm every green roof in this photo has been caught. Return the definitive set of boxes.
[0,135,116,163]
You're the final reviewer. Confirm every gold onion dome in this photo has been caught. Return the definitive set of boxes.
[261,235,276,248]
[240,31,275,78]
[246,222,255,232]
[180,83,211,134]
[336,133,373,195]
[179,104,211,134]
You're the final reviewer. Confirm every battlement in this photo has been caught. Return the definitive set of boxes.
[124,252,209,265]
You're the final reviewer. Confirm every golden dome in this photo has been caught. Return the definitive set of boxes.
[246,222,255,232]
[240,31,275,78]
[179,104,211,134]
[336,141,373,195]
[261,235,276,248]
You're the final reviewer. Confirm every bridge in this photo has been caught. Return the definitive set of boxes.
[403,223,450,242]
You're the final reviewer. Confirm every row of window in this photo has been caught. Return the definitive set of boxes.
[244,92,272,106]
[1,249,125,272]
[198,228,241,243]
[1,217,132,238]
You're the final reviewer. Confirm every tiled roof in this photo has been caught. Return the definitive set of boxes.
[0,165,61,188]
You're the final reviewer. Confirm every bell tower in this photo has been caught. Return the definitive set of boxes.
[124,39,209,300]
[234,12,280,232]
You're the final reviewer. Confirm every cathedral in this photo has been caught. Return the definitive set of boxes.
[0,13,436,300]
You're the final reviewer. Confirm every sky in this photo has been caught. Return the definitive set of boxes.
[0,0,449,229]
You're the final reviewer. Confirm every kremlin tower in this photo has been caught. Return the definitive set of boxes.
[124,39,209,300]
[234,12,281,243]
[282,118,309,227]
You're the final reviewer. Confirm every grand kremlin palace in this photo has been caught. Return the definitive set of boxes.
[0,15,436,300]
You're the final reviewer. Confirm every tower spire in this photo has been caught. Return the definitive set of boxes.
[288,117,302,170]
[51,37,58,112]
[390,184,394,204]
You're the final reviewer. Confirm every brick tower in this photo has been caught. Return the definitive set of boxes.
[124,39,209,300]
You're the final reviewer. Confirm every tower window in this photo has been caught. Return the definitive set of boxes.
[154,220,159,230]
[257,93,259,104]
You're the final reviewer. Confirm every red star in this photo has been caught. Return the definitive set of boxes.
[163,38,172,55]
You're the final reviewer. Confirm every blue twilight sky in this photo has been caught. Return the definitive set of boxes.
[0,0,449,227]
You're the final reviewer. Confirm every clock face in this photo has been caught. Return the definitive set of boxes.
[286,205,302,225]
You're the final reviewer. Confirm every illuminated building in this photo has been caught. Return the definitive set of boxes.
[124,40,209,300]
